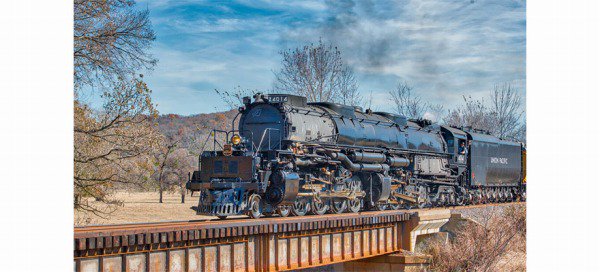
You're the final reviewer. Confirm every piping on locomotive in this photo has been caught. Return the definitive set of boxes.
[186,93,526,219]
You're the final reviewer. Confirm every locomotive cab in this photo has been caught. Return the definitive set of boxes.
[441,126,469,167]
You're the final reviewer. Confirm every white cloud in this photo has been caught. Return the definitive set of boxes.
[138,0,525,115]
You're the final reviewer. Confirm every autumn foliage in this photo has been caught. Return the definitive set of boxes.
[74,77,160,215]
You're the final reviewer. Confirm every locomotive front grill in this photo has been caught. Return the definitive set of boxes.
[196,202,243,216]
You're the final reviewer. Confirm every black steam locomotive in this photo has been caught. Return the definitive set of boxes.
[187,93,526,219]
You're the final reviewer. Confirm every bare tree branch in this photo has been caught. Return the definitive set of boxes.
[74,76,160,215]
[444,83,525,142]
[389,81,429,119]
[273,39,362,105]
[74,0,156,91]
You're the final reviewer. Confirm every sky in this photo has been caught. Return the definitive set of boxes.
[134,0,525,116]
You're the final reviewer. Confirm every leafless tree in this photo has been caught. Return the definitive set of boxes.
[273,40,362,105]
[362,90,375,111]
[490,83,525,139]
[389,81,429,119]
[214,86,257,110]
[168,148,194,204]
[74,0,156,90]
[444,83,525,142]
[152,137,178,204]
[338,66,362,106]
[427,104,446,123]
[151,129,196,204]
[444,95,496,133]
[424,206,526,272]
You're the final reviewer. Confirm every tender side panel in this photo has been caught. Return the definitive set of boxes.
[522,147,526,184]
[468,132,521,186]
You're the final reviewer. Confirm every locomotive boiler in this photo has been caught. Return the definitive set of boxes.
[187,93,526,219]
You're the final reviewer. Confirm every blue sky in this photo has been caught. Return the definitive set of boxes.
[134,0,525,116]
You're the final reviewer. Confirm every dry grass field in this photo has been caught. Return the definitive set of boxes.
[74,191,240,226]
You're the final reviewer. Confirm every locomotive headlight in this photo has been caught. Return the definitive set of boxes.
[231,134,242,145]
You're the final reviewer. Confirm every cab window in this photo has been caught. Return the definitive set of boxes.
[447,139,454,153]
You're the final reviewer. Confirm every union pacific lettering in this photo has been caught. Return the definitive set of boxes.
[490,157,508,164]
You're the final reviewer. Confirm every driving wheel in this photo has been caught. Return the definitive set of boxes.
[248,194,262,219]
[348,198,361,213]
[276,205,291,217]
[291,198,310,216]
[311,199,329,215]
[330,199,347,214]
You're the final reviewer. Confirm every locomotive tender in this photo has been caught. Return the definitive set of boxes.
[187,93,526,219]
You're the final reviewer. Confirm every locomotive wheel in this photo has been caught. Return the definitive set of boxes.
[483,191,490,204]
[389,199,402,210]
[248,194,262,219]
[348,198,361,213]
[375,203,388,211]
[311,200,329,215]
[276,206,291,217]
[435,194,446,207]
[455,194,465,206]
[330,199,347,214]
[449,193,456,206]
[291,198,310,216]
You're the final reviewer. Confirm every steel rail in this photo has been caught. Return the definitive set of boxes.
[74,202,524,236]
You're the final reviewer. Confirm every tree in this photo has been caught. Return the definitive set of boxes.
[444,95,496,133]
[168,148,194,204]
[426,104,446,123]
[74,0,156,90]
[214,86,257,110]
[74,76,160,215]
[424,206,526,271]
[150,131,195,204]
[490,83,525,139]
[273,40,362,105]
[444,83,525,142]
[338,66,363,106]
[389,81,429,119]
[152,137,178,204]
[74,0,159,218]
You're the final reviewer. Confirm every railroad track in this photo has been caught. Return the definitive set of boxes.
[74,202,524,236]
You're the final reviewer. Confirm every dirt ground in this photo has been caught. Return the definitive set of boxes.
[74,191,233,226]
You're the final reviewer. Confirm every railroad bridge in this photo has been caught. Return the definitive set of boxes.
[74,205,514,272]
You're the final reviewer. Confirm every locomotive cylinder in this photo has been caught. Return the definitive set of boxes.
[386,156,410,167]
[328,152,390,172]
[349,152,387,163]
[294,158,316,167]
